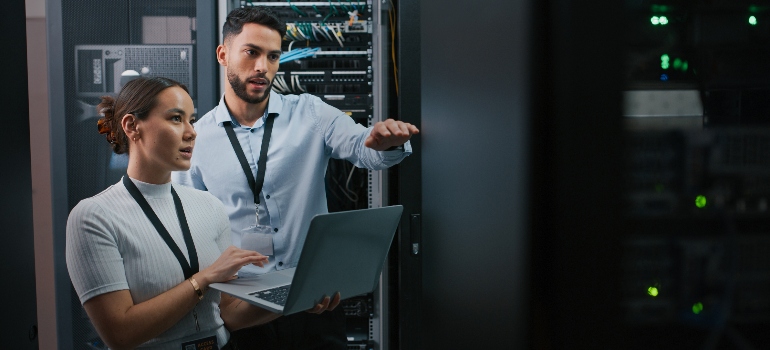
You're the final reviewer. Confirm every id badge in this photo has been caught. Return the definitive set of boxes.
[181,335,218,350]
[242,224,274,256]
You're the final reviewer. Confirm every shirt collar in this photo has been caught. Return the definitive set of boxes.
[215,90,283,127]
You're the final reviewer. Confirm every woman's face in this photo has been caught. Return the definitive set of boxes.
[132,86,196,174]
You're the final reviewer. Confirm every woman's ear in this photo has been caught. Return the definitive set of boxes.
[121,114,140,142]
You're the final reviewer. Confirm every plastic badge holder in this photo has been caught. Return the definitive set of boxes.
[241,224,275,256]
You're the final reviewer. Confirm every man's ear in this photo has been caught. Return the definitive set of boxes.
[216,44,228,67]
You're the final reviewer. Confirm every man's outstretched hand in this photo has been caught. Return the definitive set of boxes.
[306,292,341,314]
[364,119,420,151]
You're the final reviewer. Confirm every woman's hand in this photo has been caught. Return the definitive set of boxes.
[195,246,269,288]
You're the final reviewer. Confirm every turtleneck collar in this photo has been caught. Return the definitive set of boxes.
[124,176,173,199]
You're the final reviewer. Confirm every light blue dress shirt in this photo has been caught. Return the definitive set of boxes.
[173,91,411,273]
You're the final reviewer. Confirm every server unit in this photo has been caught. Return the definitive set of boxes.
[74,45,195,99]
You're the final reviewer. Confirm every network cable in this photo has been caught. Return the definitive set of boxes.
[286,0,308,17]
[280,47,321,63]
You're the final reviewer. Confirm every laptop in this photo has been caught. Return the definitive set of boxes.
[209,205,403,315]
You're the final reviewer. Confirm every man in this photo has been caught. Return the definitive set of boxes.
[173,6,419,349]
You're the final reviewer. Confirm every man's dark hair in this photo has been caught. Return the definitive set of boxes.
[223,7,286,43]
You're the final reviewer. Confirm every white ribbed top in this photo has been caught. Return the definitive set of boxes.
[66,177,231,349]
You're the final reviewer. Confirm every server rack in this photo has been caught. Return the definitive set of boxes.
[621,3,770,348]
[225,1,390,348]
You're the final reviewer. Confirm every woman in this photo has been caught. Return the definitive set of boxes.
[66,77,275,350]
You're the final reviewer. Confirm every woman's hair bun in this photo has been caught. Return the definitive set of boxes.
[96,96,121,152]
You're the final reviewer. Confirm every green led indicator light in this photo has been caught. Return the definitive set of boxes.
[673,58,682,69]
[693,302,704,314]
[647,286,659,297]
[661,54,670,69]
[651,16,669,25]
[695,195,707,208]
[682,61,688,72]
[749,16,757,26]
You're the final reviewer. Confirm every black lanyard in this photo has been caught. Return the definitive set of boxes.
[123,176,199,279]
[223,112,276,206]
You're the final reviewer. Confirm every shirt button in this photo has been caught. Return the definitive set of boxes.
[266,195,270,199]
[278,262,283,267]
[273,228,278,232]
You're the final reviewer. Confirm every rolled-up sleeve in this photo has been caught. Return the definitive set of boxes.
[314,97,411,169]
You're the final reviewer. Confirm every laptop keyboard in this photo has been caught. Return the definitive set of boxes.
[249,285,290,306]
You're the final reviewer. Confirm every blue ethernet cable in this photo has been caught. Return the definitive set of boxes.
[280,47,321,63]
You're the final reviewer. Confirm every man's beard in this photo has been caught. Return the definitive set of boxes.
[227,69,272,104]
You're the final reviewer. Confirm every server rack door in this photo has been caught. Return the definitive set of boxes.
[396,0,625,348]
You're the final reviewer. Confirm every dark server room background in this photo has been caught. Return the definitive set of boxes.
[620,1,770,349]
[4,0,770,349]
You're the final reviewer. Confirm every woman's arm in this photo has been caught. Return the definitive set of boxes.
[83,278,200,350]
[82,246,267,350]
[219,293,282,331]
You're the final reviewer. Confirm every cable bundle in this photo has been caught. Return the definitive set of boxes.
[285,23,346,47]
[272,74,307,94]
[279,47,321,63]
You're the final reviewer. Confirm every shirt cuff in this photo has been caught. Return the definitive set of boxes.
[381,141,412,156]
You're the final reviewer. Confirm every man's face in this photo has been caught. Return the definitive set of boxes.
[220,23,282,104]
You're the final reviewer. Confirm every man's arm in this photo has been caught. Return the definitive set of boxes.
[314,97,418,169]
